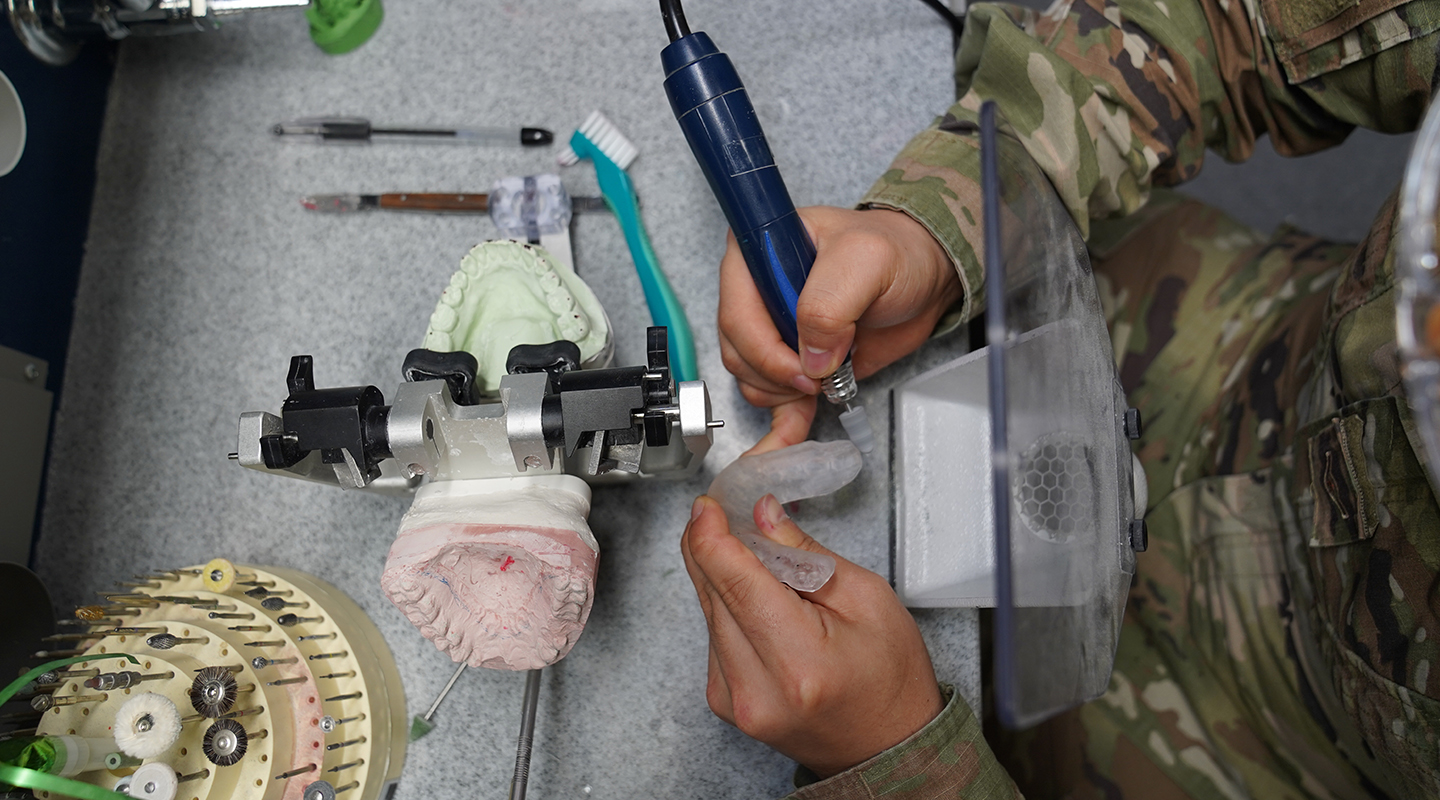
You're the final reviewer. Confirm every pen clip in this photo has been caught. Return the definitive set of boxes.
[272,117,373,141]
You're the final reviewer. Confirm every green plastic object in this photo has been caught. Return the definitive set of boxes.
[0,655,139,800]
[306,0,383,55]
[0,764,131,800]
[0,736,57,773]
[408,714,435,742]
[567,128,699,383]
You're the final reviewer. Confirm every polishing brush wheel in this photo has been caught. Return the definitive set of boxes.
[114,692,183,760]
[190,666,240,717]
[202,718,249,766]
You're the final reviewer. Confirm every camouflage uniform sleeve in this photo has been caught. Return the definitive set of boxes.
[781,684,1021,800]
[859,0,1440,323]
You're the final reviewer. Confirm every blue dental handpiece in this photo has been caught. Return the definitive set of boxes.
[661,6,874,452]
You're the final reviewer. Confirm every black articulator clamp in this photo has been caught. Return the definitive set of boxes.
[503,327,678,461]
[258,356,392,483]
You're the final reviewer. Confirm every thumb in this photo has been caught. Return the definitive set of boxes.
[795,276,872,380]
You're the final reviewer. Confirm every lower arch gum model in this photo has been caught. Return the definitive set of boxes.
[383,522,597,670]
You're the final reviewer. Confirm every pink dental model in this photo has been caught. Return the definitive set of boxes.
[381,475,599,671]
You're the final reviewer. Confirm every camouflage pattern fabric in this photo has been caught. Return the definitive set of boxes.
[786,685,1021,800]
[994,191,1435,800]
[771,0,1440,797]
[860,0,1438,324]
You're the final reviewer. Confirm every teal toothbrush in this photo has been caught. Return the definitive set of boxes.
[558,111,698,383]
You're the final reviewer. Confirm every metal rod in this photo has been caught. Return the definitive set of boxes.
[298,633,336,642]
[227,625,271,632]
[53,669,99,679]
[209,612,255,620]
[507,669,542,800]
[262,598,309,610]
[75,605,139,619]
[208,0,311,15]
[276,765,317,780]
[32,693,106,711]
[42,632,111,642]
[56,618,118,628]
[267,676,307,686]
[317,671,355,680]
[325,736,365,751]
[422,662,467,722]
[324,692,361,703]
[244,640,286,648]
[308,651,348,661]
[181,705,263,725]
[178,769,210,783]
[31,649,86,659]
[327,759,364,773]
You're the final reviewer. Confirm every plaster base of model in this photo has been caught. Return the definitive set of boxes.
[422,240,613,395]
[381,475,599,670]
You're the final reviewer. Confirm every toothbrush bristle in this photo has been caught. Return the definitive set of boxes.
[578,111,638,170]
[556,145,580,167]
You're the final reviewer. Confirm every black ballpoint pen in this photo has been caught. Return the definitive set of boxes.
[272,117,553,147]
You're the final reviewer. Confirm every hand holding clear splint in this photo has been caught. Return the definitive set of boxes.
[706,440,863,592]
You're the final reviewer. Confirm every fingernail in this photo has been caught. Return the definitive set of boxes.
[756,494,788,532]
[691,497,706,521]
[801,346,835,377]
[791,374,820,394]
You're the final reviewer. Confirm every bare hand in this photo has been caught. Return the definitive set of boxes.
[717,206,958,454]
[680,493,942,778]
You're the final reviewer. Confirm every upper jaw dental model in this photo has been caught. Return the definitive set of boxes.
[234,238,719,672]
[423,240,614,395]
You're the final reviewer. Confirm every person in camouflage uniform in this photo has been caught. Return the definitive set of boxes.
[679,0,1440,797]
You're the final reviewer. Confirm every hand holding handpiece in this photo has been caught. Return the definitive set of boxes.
[719,207,960,454]
[661,0,961,453]
[681,492,943,779]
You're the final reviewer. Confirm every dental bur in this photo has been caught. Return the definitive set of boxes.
[660,0,875,453]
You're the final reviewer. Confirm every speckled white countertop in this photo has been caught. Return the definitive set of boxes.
[34,2,979,797]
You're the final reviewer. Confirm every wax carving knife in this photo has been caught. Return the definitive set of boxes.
[301,193,614,214]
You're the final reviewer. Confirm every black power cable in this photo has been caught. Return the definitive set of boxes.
[661,0,961,51]
[916,0,965,48]
[660,0,690,43]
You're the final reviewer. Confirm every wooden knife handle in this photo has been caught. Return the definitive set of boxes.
[378,193,490,213]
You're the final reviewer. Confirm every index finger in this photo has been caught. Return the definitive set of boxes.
[744,396,817,456]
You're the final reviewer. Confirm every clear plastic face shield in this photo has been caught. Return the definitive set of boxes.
[1397,95,1440,493]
